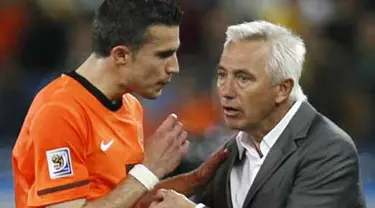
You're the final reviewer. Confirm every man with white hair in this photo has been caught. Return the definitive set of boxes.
[148,20,365,208]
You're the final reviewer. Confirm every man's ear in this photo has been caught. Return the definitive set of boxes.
[275,78,293,104]
[110,46,131,65]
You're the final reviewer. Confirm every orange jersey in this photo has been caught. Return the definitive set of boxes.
[12,71,144,207]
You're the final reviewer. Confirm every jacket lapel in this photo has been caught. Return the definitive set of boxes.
[209,134,240,208]
[225,137,240,208]
[241,102,318,208]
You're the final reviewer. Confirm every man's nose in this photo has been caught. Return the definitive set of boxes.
[166,54,179,74]
[218,78,236,100]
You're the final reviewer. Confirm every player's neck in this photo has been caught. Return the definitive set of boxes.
[76,54,126,101]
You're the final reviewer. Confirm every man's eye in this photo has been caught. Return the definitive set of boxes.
[237,74,249,80]
[157,51,175,59]
[217,72,226,78]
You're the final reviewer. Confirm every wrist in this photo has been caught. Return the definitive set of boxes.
[142,162,164,179]
[128,164,159,190]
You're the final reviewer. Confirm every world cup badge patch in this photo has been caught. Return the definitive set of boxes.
[46,147,73,179]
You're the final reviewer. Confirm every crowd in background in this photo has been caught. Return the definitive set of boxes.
[0,0,374,206]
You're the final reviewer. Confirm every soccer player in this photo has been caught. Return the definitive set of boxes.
[12,0,228,207]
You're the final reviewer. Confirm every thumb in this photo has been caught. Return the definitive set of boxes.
[156,189,168,199]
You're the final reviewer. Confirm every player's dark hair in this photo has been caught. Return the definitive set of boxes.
[92,0,183,57]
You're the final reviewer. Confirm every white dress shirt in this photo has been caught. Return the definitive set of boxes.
[230,101,303,208]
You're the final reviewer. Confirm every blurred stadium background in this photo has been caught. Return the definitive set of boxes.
[1,0,374,207]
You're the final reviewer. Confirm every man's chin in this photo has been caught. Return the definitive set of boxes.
[224,118,245,131]
[140,90,163,100]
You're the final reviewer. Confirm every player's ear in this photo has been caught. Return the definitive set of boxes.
[110,45,131,65]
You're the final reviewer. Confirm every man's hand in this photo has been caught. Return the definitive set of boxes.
[148,189,196,208]
[138,139,230,208]
[143,114,190,179]
[192,145,230,185]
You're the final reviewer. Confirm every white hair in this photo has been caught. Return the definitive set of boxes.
[225,20,307,101]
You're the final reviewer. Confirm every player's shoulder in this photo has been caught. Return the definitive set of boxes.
[30,74,85,115]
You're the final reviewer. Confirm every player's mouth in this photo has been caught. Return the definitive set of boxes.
[157,77,172,86]
[155,79,171,90]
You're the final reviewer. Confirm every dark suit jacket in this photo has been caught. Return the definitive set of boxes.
[195,102,366,208]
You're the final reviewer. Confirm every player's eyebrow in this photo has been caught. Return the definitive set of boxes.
[156,49,177,58]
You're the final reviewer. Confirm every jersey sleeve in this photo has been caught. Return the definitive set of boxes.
[27,102,90,207]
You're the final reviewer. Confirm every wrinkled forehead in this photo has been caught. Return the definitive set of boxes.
[219,40,270,72]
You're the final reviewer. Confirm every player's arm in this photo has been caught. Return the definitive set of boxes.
[138,146,230,208]
[48,147,230,208]
[52,149,230,208]
[40,111,189,208]
[47,175,147,208]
